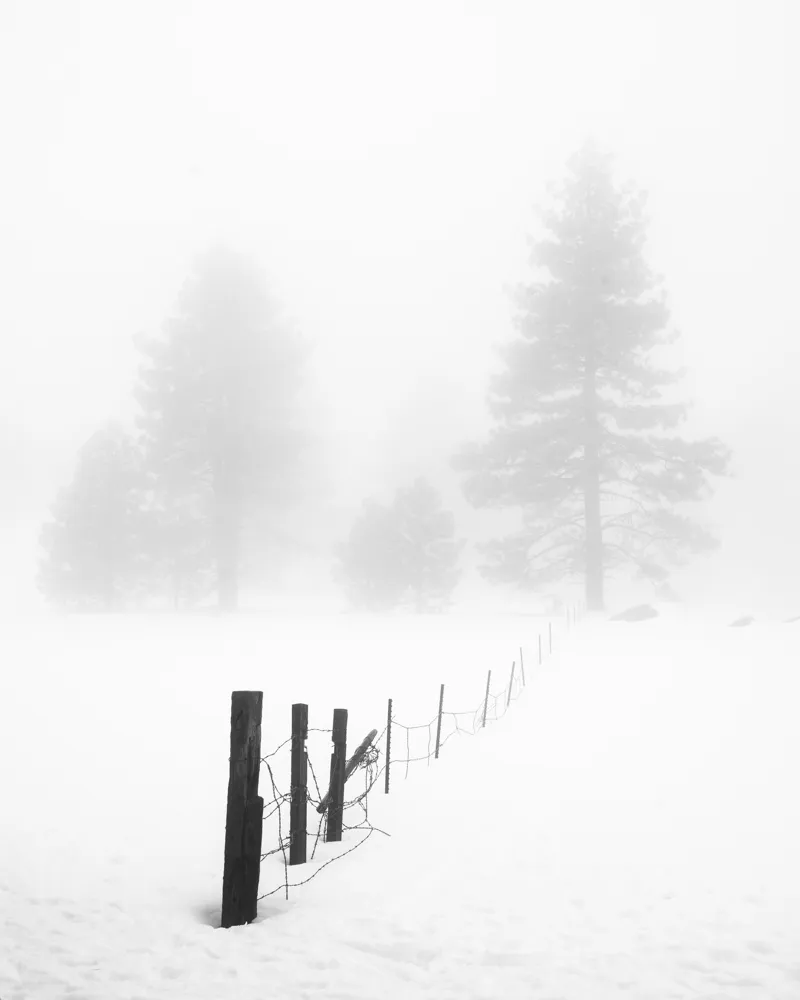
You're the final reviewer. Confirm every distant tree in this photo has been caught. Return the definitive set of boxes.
[336,499,409,611]
[37,423,148,610]
[134,246,308,611]
[393,479,464,612]
[337,478,463,612]
[454,141,729,610]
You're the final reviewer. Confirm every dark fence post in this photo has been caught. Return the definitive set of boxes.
[434,684,445,759]
[325,708,348,843]
[519,646,526,686]
[507,661,516,707]
[482,669,492,728]
[289,703,308,866]
[221,691,264,929]
[385,698,392,794]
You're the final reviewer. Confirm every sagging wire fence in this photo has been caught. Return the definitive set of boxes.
[220,604,584,927]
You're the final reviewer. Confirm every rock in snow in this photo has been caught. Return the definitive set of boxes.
[609,604,659,622]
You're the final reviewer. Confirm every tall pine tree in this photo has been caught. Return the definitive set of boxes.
[134,247,308,611]
[455,142,729,610]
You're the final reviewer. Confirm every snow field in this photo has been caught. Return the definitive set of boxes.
[2,608,800,998]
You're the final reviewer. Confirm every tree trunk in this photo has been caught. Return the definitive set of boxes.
[218,559,239,611]
[583,367,605,612]
[102,547,116,612]
[215,493,241,613]
[583,465,604,611]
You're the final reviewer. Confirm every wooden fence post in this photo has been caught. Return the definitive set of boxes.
[325,708,348,843]
[482,669,492,728]
[385,698,392,794]
[519,646,525,686]
[507,661,516,707]
[317,728,378,816]
[221,691,264,929]
[289,703,308,866]
[434,684,445,759]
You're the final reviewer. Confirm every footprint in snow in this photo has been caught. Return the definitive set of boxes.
[159,966,184,980]
[481,952,531,968]
[706,948,739,962]
[746,940,774,955]
[348,940,438,966]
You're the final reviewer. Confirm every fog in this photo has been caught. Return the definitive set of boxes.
[0,0,796,611]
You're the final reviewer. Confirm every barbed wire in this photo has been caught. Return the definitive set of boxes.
[253,627,556,903]
[260,727,333,764]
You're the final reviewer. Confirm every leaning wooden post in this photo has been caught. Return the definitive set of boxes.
[317,728,377,815]
[289,703,308,866]
[221,691,264,929]
[434,684,445,759]
[325,709,348,843]
[507,661,516,707]
[482,669,492,728]
[385,698,392,794]
[519,646,526,686]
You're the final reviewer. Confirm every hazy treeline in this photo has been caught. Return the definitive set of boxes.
[38,141,729,613]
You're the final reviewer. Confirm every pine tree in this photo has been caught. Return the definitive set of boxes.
[337,479,463,612]
[336,499,409,611]
[454,141,729,610]
[134,247,308,611]
[37,423,148,610]
[393,478,463,612]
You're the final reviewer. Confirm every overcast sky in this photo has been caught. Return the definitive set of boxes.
[0,0,796,607]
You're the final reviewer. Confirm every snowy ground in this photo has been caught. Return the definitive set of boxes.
[2,606,800,998]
